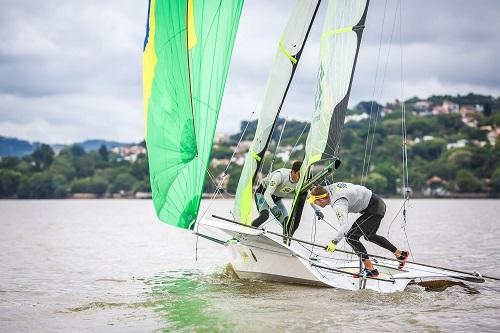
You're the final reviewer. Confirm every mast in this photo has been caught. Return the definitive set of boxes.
[286,0,370,236]
[233,0,322,224]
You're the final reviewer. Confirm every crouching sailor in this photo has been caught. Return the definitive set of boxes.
[252,161,302,230]
[308,183,409,278]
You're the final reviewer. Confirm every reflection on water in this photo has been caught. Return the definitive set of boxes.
[146,269,236,333]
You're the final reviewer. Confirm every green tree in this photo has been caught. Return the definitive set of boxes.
[111,173,136,193]
[70,144,85,157]
[410,138,447,161]
[73,155,95,178]
[226,165,242,194]
[0,169,22,197]
[365,172,388,194]
[0,156,20,169]
[98,144,109,161]
[48,156,76,180]
[131,156,149,180]
[455,170,483,193]
[490,167,500,195]
[51,174,69,198]
[18,172,54,198]
[32,144,54,170]
[71,176,107,196]
[133,178,151,193]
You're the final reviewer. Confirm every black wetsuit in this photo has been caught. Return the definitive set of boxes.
[345,193,397,260]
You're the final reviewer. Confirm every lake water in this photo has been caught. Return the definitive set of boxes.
[1,199,500,332]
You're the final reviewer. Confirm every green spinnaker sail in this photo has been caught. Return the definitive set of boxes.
[143,0,243,229]
[233,0,321,225]
[286,0,369,236]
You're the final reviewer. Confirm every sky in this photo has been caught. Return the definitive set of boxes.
[0,0,499,144]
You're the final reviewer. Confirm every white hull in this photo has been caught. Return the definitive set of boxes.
[199,217,484,293]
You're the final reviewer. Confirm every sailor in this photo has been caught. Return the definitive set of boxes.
[252,161,302,229]
[308,183,409,278]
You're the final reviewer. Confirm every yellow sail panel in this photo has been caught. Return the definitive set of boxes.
[187,0,198,49]
[143,0,158,135]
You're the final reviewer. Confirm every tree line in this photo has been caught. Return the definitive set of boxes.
[1,93,499,198]
[0,144,149,198]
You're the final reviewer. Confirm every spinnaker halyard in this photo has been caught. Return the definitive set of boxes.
[143,0,243,229]
[233,0,322,225]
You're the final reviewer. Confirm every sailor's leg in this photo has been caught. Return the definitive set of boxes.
[363,214,398,253]
[251,193,270,228]
[251,210,269,228]
[345,216,370,260]
[275,199,288,225]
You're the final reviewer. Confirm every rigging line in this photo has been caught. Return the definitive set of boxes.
[206,169,225,199]
[386,197,408,239]
[364,1,399,185]
[361,0,388,185]
[268,117,288,174]
[185,0,198,156]
[397,0,414,263]
[284,122,309,169]
[196,109,256,223]
[250,120,284,203]
[319,218,338,231]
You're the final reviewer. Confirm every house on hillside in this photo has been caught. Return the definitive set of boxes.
[446,139,467,150]
[423,176,449,197]
[414,100,431,112]
[443,100,459,113]
[112,145,147,163]
[459,105,476,117]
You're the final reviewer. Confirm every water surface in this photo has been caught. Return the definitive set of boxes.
[1,199,499,332]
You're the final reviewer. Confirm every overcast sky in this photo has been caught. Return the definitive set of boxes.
[1,0,499,144]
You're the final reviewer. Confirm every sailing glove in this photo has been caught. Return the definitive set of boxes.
[315,210,324,220]
[325,241,337,253]
[271,206,283,220]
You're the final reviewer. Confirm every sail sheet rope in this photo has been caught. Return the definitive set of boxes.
[361,0,397,186]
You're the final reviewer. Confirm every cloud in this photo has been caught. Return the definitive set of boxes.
[0,0,499,142]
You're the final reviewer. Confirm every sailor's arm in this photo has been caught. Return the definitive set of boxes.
[331,198,350,244]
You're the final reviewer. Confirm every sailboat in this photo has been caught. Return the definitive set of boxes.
[143,0,497,292]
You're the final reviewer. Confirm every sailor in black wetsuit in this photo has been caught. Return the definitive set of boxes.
[309,183,409,278]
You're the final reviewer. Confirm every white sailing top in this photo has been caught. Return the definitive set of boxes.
[262,168,298,208]
[312,182,372,243]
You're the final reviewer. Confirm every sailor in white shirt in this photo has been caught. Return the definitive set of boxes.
[252,161,302,229]
[308,183,409,278]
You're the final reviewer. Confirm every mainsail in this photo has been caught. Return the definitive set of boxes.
[233,0,322,225]
[287,0,370,235]
[143,0,243,229]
